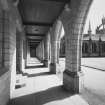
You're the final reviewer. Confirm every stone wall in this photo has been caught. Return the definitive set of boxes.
[36,41,44,62]
[0,70,10,105]
[0,7,12,105]
[0,0,25,104]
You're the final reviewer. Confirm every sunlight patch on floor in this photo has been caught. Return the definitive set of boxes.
[44,95,89,105]
[25,67,49,74]
[11,74,62,99]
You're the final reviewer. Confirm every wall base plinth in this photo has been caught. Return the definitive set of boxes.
[63,70,84,93]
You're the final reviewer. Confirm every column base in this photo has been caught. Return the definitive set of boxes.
[16,69,23,74]
[50,63,57,74]
[43,60,48,67]
[63,70,84,93]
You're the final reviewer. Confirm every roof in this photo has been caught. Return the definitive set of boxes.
[83,33,105,41]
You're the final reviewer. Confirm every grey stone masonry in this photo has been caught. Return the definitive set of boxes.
[59,0,93,93]
[43,35,49,66]
[49,20,63,73]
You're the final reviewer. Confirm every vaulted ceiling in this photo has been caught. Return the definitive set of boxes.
[18,0,69,46]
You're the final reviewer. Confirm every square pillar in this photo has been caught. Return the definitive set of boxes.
[23,39,27,69]
[49,21,62,73]
[63,29,84,93]
[59,0,93,93]
[63,33,84,93]
[43,35,49,67]
[16,31,22,74]
[50,41,58,74]
[21,36,26,71]
[27,40,30,59]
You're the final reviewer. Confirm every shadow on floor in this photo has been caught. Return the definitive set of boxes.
[8,86,73,105]
[81,87,105,105]
[27,72,52,77]
[26,65,45,69]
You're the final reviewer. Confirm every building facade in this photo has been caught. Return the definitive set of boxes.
[82,17,105,57]
[60,17,105,58]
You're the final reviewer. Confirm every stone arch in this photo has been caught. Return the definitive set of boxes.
[56,20,65,41]
[59,0,93,93]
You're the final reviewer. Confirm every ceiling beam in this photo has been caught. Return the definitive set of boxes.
[30,44,39,46]
[29,41,40,43]
[30,43,39,45]
[30,44,39,47]
[23,22,53,27]
[42,0,70,3]
[28,39,42,42]
[27,35,43,39]
[26,33,46,36]
[29,42,39,44]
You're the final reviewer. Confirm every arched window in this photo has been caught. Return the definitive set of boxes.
[92,42,97,53]
[85,43,88,53]
[102,43,105,53]
[82,42,88,53]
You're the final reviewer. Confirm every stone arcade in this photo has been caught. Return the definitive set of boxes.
[0,0,93,105]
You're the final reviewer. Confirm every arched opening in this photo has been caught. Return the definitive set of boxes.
[92,41,97,53]
[82,42,89,55]
[81,0,105,104]
[2,0,105,105]
[102,42,105,53]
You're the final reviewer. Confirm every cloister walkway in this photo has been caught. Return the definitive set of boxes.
[8,58,105,105]
[26,58,44,67]
[8,64,89,105]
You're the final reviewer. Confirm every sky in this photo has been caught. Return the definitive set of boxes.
[84,0,105,34]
